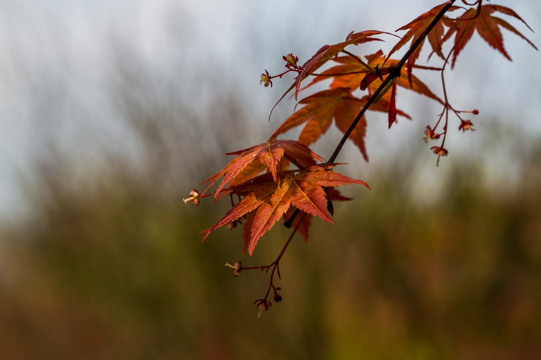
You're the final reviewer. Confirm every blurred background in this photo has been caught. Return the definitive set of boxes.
[1,0,540,359]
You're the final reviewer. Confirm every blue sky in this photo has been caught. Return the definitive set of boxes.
[0,0,540,221]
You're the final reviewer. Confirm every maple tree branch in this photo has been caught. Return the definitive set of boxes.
[326,0,456,164]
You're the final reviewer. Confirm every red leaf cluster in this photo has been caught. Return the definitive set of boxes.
[201,140,369,255]
[267,1,536,162]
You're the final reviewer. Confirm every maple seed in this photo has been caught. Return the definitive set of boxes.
[225,261,242,276]
[260,70,272,87]
[183,189,201,206]
[459,119,475,132]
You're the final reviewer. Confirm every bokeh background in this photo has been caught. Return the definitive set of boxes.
[1,1,540,359]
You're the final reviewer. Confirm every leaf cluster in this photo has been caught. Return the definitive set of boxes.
[201,140,368,255]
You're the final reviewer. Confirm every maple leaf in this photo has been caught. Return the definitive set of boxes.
[270,30,383,102]
[305,52,442,104]
[387,81,398,128]
[283,187,353,242]
[303,55,372,90]
[270,87,370,161]
[363,51,443,103]
[360,50,442,128]
[202,164,369,255]
[387,3,460,83]
[267,31,385,120]
[447,4,538,68]
[202,139,323,199]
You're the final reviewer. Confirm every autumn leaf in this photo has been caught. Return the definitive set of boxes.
[305,52,442,105]
[202,164,369,255]
[357,51,442,128]
[388,3,460,83]
[447,4,538,68]
[364,51,443,103]
[202,139,323,199]
[282,183,357,242]
[291,30,385,100]
[303,55,372,90]
[270,88,371,161]
[387,81,398,128]
[267,31,385,119]
[267,30,383,105]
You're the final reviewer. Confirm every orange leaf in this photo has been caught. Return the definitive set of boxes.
[388,3,459,82]
[306,52,442,104]
[294,164,370,189]
[282,187,352,242]
[270,88,370,161]
[203,164,369,255]
[248,175,293,254]
[448,4,537,68]
[363,51,443,104]
[202,192,263,241]
[202,139,322,199]
[292,30,385,99]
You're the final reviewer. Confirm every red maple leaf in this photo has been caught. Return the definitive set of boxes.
[202,140,323,199]
[387,3,460,83]
[360,51,441,128]
[292,30,385,99]
[282,187,353,242]
[267,31,385,119]
[361,51,443,103]
[446,4,537,68]
[202,164,369,255]
[304,51,442,104]
[270,88,370,161]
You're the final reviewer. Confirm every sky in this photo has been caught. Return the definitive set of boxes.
[0,0,540,222]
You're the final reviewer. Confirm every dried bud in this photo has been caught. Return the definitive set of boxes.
[183,189,201,206]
